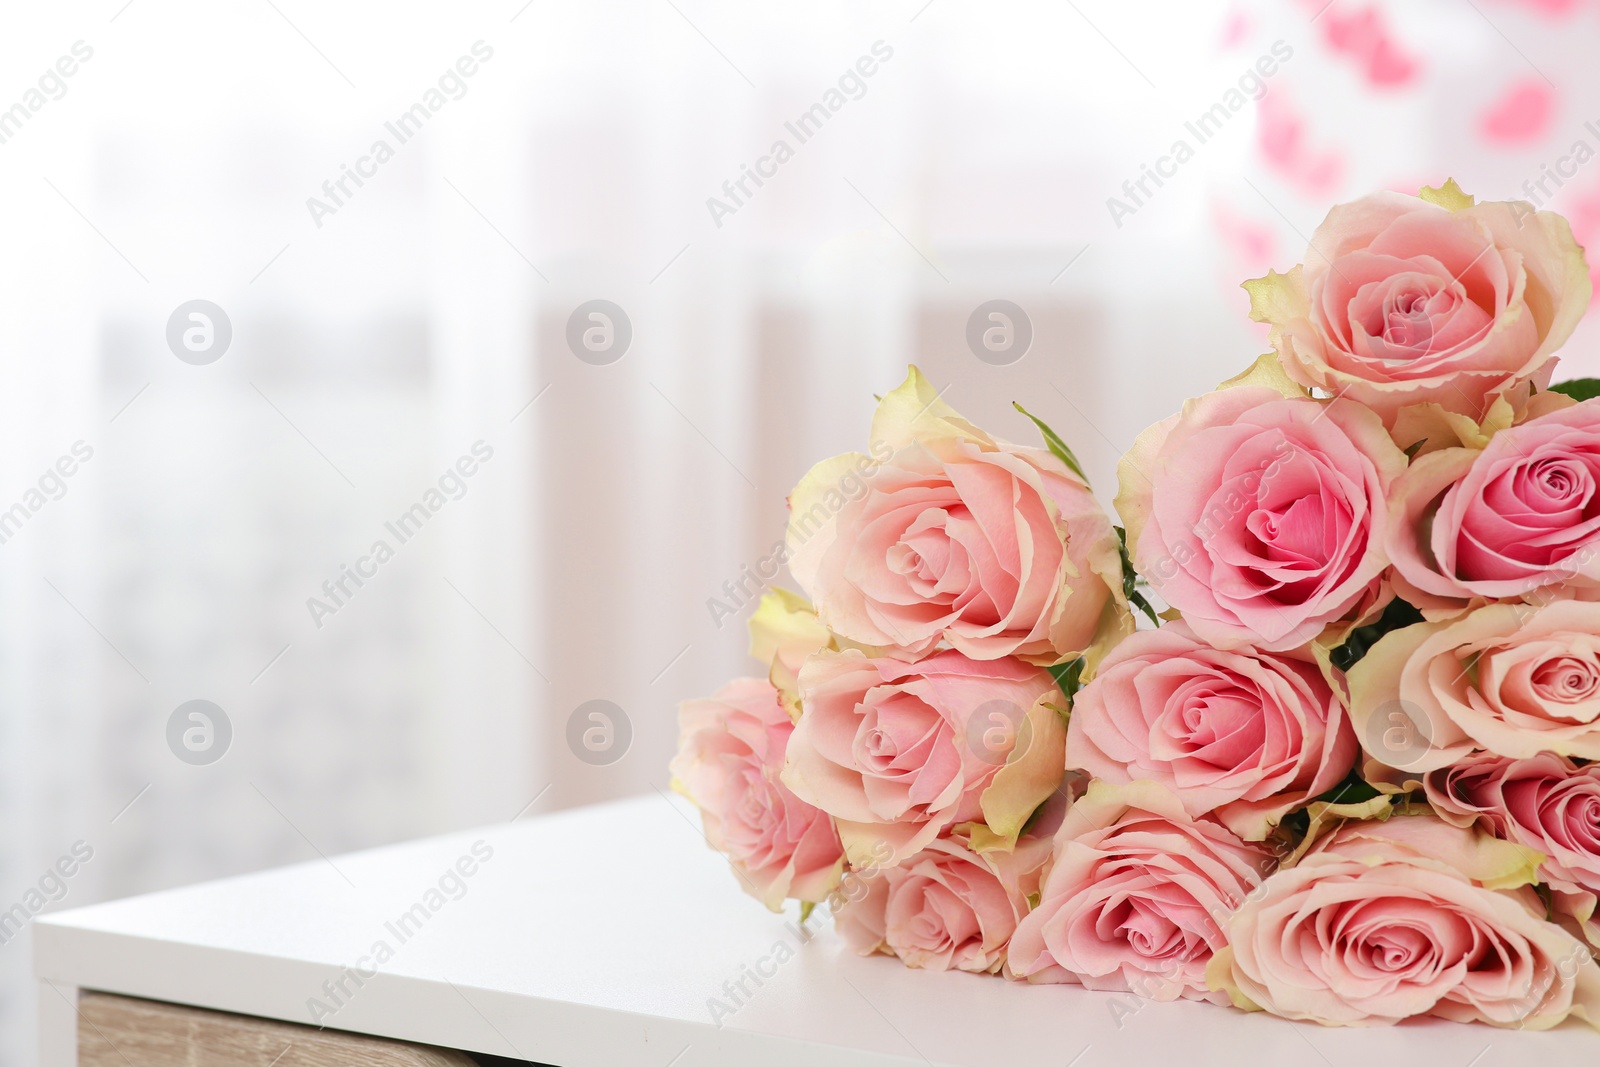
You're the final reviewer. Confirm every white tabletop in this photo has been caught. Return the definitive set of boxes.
[33,793,1600,1066]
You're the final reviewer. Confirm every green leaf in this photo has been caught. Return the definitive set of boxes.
[1113,526,1162,625]
[799,900,816,924]
[1328,597,1425,673]
[1312,771,1382,807]
[1047,657,1085,708]
[1013,403,1090,486]
[1550,378,1600,402]
[1128,590,1161,627]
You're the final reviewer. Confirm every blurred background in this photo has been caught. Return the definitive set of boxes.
[5,0,1600,1059]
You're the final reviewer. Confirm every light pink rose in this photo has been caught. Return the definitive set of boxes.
[672,678,844,910]
[1388,400,1600,613]
[832,811,1058,974]
[1006,780,1276,1003]
[1427,751,1600,947]
[781,649,1063,866]
[1065,620,1357,840]
[1348,600,1600,772]
[1210,813,1600,1029]
[788,367,1129,667]
[1117,385,1407,651]
[1243,184,1590,426]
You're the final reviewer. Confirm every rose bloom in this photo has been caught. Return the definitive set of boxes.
[671,678,845,910]
[1427,751,1600,947]
[1065,621,1356,841]
[1243,183,1590,427]
[1388,400,1600,613]
[1210,814,1600,1029]
[1006,780,1276,1002]
[1117,383,1407,652]
[787,365,1130,668]
[833,800,1060,974]
[781,649,1063,866]
[1349,599,1600,772]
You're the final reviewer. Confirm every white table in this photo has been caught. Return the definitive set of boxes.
[34,794,1600,1066]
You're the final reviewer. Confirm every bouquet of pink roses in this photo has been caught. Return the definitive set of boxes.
[673,180,1600,1030]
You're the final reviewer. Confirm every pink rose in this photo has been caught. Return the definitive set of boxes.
[1243,183,1590,426]
[1117,384,1407,651]
[1427,751,1600,947]
[1065,620,1357,840]
[781,649,1063,865]
[1388,400,1600,612]
[787,366,1130,667]
[1007,780,1276,1002]
[672,678,844,910]
[833,814,1056,974]
[1210,813,1600,1029]
[1348,600,1600,772]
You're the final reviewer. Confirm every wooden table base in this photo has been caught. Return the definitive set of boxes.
[77,992,483,1067]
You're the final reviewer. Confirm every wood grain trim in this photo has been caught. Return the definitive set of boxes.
[77,991,482,1067]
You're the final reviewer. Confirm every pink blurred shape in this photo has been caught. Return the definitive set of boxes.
[1508,0,1581,15]
[1257,90,1345,197]
[1212,200,1275,261]
[1220,7,1253,49]
[1479,79,1556,143]
[1322,5,1421,87]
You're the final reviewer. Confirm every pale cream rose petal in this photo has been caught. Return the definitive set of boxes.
[747,588,830,718]
[1112,410,1178,562]
[1242,266,1308,328]
[1216,350,1309,399]
[869,364,992,453]
[1321,811,1545,891]
[1389,396,1513,456]
[784,451,869,599]
[1383,446,1482,615]
[1347,620,1470,773]
[1471,200,1592,366]
[977,693,1068,848]
[1417,178,1475,212]
[1281,796,1395,867]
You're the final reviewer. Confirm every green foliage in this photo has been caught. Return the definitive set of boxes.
[1013,403,1090,486]
[1115,526,1162,626]
[1048,657,1085,708]
[1329,598,1425,673]
[1550,378,1600,402]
